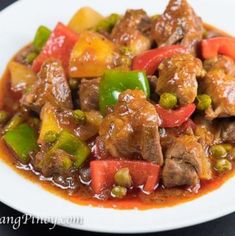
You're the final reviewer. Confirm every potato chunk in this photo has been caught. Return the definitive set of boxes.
[69,31,119,78]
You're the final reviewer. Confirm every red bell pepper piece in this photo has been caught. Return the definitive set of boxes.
[90,160,161,194]
[32,22,79,73]
[201,37,235,60]
[156,104,196,128]
[132,45,187,75]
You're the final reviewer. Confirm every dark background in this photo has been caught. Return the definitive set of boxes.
[0,0,235,235]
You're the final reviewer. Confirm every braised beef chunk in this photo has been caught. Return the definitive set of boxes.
[157,54,205,105]
[163,158,199,187]
[99,89,163,165]
[203,55,235,76]
[201,56,235,120]
[162,135,210,187]
[21,59,73,113]
[79,78,100,111]
[151,0,203,53]
[221,122,235,144]
[111,9,151,55]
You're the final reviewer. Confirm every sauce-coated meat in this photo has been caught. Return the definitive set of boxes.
[151,0,203,53]
[162,135,210,187]
[202,56,235,120]
[99,89,163,165]
[78,78,100,111]
[157,54,205,105]
[21,59,73,113]
[111,9,152,55]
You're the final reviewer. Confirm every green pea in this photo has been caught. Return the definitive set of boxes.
[114,168,132,187]
[73,110,86,124]
[159,93,177,109]
[210,144,227,158]
[44,131,59,144]
[0,111,9,124]
[196,94,212,111]
[121,47,132,56]
[214,159,232,173]
[111,186,127,198]
[69,78,79,90]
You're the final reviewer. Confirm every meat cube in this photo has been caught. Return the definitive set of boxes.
[99,89,163,165]
[202,56,235,120]
[78,78,100,111]
[203,55,235,77]
[21,59,73,113]
[111,9,151,55]
[157,54,205,105]
[151,0,203,53]
[162,135,211,187]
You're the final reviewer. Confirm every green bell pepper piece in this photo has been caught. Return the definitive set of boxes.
[96,13,120,33]
[51,131,90,168]
[33,26,51,53]
[3,123,38,163]
[99,70,150,114]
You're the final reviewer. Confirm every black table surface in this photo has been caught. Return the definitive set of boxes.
[0,0,235,235]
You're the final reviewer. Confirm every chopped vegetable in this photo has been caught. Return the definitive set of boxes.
[99,70,150,114]
[159,93,177,109]
[90,160,161,194]
[155,103,196,128]
[68,7,104,33]
[32,22,79,73]
[111,186,127,198]
[38,103,62,144]
[210,144,227,158]
[33,26,51,53]
[0,111,9,124]
[44,131,59,144]
[4,113,24,133]
[196,94,212,110]
[96,13,120,32]
[114,168,132,187]
[69,31,118,78]
[201,37,235,60]
[132,45,187,75]
[214,159,232,173]
[73,109,86,124]
[3,123,38,163]
[51,131,90,168]
[8,61,37,92]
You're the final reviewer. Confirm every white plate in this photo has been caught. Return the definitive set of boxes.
[0,0,235,233]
